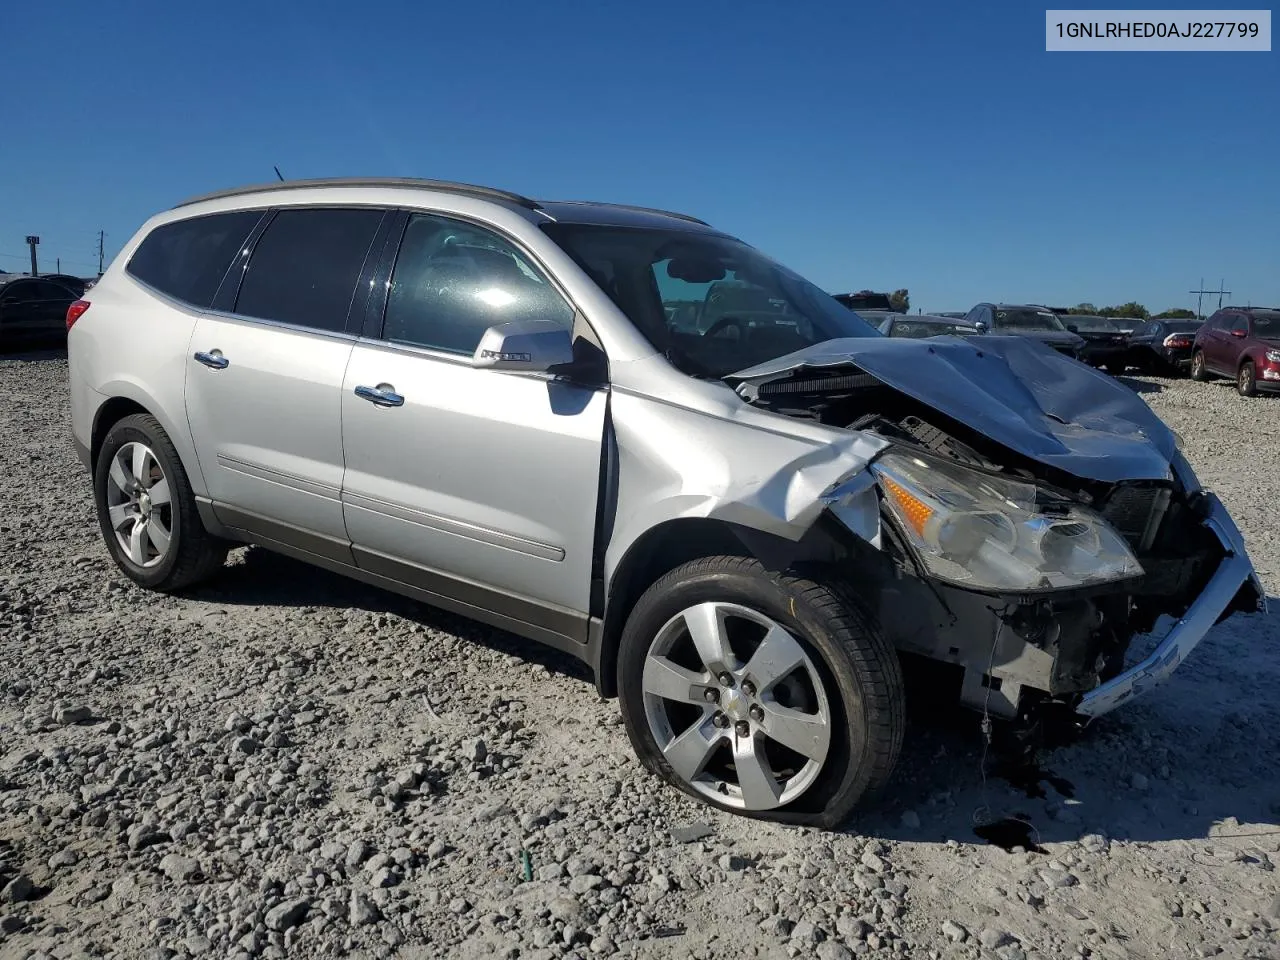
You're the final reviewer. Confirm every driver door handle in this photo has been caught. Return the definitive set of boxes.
[194,350,229,369]
[354,383,404,407]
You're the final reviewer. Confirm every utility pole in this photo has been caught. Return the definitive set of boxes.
[1189,278,1230,320]
[98,230,106,276]
[25,235,39,276]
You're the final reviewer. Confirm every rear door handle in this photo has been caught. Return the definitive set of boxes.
[194,350,229,370]
[354,383,404,407]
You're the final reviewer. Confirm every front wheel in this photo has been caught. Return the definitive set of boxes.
[1238,361,1258,397]
[1190,351,1210,381]
[94,413,227,591]
[617,556,905,827]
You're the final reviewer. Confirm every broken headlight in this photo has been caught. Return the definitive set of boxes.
[870,450,1143,592]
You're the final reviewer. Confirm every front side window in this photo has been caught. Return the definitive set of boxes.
[127,211,264,308]
[235,208,384,333]
[382,214,573,355]
[542,223,878,379]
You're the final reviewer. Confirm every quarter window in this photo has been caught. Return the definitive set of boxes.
[382,214,573,355]
[235,208,384,333]
[126,211,264,308]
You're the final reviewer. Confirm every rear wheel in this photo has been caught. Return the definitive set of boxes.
[617,556,905,827]
[1238,361,1258,397]
[94,413,227,591]
[1190,351,1210,381]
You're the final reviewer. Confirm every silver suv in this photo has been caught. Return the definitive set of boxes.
[68,178,1264,826]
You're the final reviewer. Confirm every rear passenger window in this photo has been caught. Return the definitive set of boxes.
[382,214,573,355]
[235,208,384,333]
[127,211,263,308]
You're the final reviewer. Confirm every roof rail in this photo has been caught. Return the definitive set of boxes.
[545,200,709,226]
[173,177,540,211]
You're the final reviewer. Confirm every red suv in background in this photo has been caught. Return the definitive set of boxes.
[1191,306,1280,397]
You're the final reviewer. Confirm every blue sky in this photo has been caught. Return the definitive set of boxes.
[1,1,1276,313]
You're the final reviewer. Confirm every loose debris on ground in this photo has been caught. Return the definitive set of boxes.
[1,356,1277,959]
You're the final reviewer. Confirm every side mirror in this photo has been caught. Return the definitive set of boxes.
[974,321,988,334]
[1066,323,1079,333]
[1230,328,1247,338]
[472,319,576,374]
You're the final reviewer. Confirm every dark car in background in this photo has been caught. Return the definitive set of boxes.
[832,290,894,312]
[876,314,980,338]
[1066,315,1130,371]
[0,275,81,350]
[1191,306,1280,396]
[963,303,1086,358]
[1122,319,1203,375]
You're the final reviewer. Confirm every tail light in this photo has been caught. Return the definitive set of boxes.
[66,300,90,331]
[1163,334,1193,348]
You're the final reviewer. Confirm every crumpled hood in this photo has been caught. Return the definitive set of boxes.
[726,335,1178,483]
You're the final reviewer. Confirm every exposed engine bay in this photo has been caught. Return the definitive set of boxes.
[728,343,1264,721]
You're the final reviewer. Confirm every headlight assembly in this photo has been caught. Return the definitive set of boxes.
[1266,348,1280,363]
[870,450,1143,592]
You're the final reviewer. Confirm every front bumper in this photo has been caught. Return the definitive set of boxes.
[1076,493,1263,718]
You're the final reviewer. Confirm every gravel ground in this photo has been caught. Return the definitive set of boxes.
[1,354,1277,960]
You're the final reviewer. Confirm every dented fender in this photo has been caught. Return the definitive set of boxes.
[602,387,889,591]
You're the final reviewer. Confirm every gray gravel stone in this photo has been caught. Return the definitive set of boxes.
[978,928,1013,949]
[159,853,201,883]
[349,891,380,926]
[264,898,309,932]
[1,875,35,903]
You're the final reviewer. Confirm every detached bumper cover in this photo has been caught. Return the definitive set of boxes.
[1076,493,1263,718]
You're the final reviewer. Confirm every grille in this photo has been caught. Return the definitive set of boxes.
[1100,483,1173,552]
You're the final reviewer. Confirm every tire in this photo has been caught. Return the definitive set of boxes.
[617,556,905,827]
[1237,361,1257,397]
[94,413,227,591]
[1190,351,1210,381]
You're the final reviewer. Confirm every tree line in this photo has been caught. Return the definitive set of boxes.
[882,291,1197,321]
[1063,302,1197,320]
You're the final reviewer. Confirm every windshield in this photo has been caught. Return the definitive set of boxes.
[1253,312,1280,338]
[1069,315,1120,333]
[993,307,1068,332]
[541,223,880,378]
[888,319,972,338]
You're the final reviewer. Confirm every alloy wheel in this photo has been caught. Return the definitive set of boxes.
[104,441,173,568]
[1239,364,1254,395]
[641,601,832,811]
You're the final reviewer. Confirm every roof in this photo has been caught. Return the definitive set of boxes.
[1220,305,1280,315]
[172,177,712,231]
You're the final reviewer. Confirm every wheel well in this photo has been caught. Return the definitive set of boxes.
[91,397,149,468]
[593,516,851,698]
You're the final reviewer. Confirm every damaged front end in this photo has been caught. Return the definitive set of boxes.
[728,335,1265,721]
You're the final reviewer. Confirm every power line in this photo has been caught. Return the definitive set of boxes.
[1189,278,1231,319]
